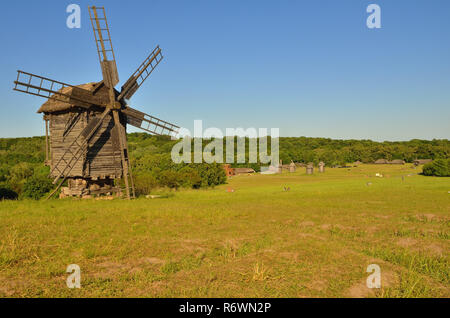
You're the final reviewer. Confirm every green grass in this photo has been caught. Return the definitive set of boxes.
[0,164,448,298]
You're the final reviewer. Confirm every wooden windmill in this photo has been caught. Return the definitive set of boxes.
[12,6,179,200]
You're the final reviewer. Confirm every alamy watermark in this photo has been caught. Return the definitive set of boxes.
[66,4,381,30]
[66,4,81,29]
[66,264,81,289]
[366,264,381,289]
[171,120,279,168]
[366,4,381,29]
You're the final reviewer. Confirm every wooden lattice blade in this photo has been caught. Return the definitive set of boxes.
[13,70,105,107]
[89,6,119,88]
[118,46,163,101]
[122,106,179,136]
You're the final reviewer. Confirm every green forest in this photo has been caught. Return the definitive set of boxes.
[0,134,449,200]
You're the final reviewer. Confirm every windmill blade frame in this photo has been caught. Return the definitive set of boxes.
[13,70,105,107]
[88,6,119,88]
[123,106,179,136]
[89,6,135,200]
[118,46,164,101]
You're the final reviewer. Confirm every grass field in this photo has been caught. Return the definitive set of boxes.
[0,164,448,298]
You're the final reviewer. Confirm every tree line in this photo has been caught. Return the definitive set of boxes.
[0,134,448,199]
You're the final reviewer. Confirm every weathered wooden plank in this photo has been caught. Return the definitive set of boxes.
[48,108,127,179]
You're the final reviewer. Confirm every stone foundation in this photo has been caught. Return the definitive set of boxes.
[59,178,121,199]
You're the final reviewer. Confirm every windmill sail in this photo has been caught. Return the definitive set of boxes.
[123,106,179,136]
[89,6,119,88]
[13,71,104,107]
[119,46,163,101]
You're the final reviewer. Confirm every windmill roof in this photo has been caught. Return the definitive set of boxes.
[37,82,99,113]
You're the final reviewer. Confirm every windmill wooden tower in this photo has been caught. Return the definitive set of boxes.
[12,6,179,200]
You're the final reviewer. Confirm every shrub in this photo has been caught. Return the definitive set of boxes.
[159,170,182,190]
[183,170,202,189]
[0,165,8,182]
[134,173,158,196]
[194,163,227,187]
[22,175,54,200]
[9,162,34,180]
[0,187,18,200]
[422,159,449,177]
[7,162,35,194]
[176,166,202,189]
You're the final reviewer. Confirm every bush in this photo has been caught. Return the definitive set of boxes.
[0,165,8,182]
[182,170,203,189]
[6,162,35,194]
[9,162,34,180]
[159,170,182,190]
[0,187,18,200]
[134,173,158,196]
[22,175,54,200]
[194,163,227,187]
[422,159,450,177]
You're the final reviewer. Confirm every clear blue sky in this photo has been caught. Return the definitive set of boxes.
[0,0,449,141]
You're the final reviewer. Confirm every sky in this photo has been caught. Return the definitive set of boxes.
[0,0,449,141]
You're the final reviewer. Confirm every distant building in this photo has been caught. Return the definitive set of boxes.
[318,161,325,173]
[306,163,314,175]
[223,164,235,177]
[278,160,283,173]
[389,159,405,165]
[280,163,295,172]
[289,161,296,173]
[413,159,433,166]
[234,168,256,175]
